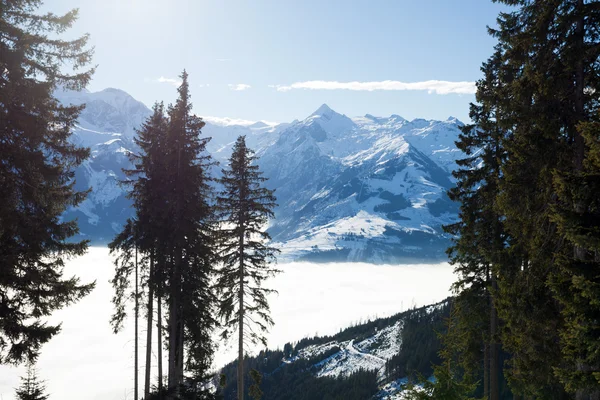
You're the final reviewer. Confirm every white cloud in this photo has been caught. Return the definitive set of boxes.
[271,79,476,95]
[228,83,252,91]
[216,58,231,62]
[157,76,182,87]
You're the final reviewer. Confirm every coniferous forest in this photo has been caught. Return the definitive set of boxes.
[2,0,600,399]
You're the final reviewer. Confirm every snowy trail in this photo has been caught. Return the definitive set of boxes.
[346,339,386,365]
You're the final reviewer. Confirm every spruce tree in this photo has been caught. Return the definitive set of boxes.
[162,71,218,396]
[551,115,600,395]
[442,49,511,400]
[442,0,600,397]
[402,362,477,400]
[215,136,279,400]
[487,1,600,397]
[111,76,219,397]
[112,102,169,399]
[15,364,49,400]
[0,0,95,364]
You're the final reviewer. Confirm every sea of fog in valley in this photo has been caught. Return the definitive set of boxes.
[0,247,455,400]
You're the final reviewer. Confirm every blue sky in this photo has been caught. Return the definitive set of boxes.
[49,0,508,123]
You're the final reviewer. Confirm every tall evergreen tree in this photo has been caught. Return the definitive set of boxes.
[442,1,600,398]
[111,73,219,397]
[215,136,279,400]
[120,101,169,399]
[15,364,49,400]
[162,71,217,396]
[487,1,600,397]
[443,49,511,400]
[0,0,95,364]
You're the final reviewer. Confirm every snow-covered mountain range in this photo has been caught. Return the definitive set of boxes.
[56,88,464,263]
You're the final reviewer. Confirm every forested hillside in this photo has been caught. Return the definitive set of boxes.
[218,301,451,400]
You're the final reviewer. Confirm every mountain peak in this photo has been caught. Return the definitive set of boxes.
[310,103,334,117]
[304,103,355,136]
[101,87,128,94]
[390,114,406,122]
[97,87,140,103]
[445,116,464,124]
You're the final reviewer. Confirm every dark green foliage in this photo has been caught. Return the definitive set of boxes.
[160,71,217,386]
[110,72,217,395]
[15,364,49,400]
[440,48,512,400]
[219,353,378,400]
[108,218,138,333]
[0,0,95,365]
[550,116,600,393]
[215,135,279,399]
[248,369,263,400]
[215,135,280,347]
[385,303,450,381]
[488,1,600,396]
[439,0,600,398]
[402,364,477,400]
[218,301,450,400]
[253,369,378,400]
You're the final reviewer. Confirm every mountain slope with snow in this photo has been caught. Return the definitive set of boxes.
[218,299,451,399]
[259,104,462,262]
[58,88,463,261]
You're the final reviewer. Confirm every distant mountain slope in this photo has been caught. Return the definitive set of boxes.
[217,300,451,400]
[57,88,463,262]
[259,104,462,262]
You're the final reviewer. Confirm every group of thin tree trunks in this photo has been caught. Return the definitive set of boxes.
[109,74,279,400]
[412,1,600,400]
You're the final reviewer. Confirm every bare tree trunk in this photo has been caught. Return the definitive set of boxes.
[167,297,183,394]
[178,306,184,384]
[490,274,499,400]
[574,0,585,172]
[168,286,175,390]
[135,244,139,400]
[484,342,489,400]
[168,249,184,394]
[168,253,178,392]
[238,225,245,400]
[168,117,185,395]
[144,253,155,399]
[158,289,163,396]
[483,265,490,400]
[176,255,184,386]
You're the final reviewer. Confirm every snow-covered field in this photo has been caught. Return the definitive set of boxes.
[0,247,455,400]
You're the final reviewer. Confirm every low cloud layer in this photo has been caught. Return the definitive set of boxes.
[271,80,476,95]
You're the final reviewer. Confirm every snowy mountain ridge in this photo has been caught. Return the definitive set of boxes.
[57,88,464,263]
[219,299,451,399]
